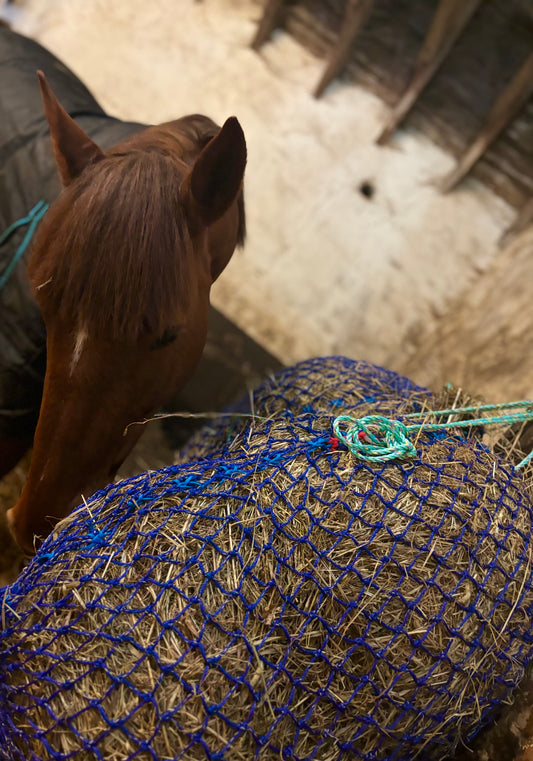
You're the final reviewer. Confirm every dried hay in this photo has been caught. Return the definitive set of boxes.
[179,356,434,462]
[2,358,533,761]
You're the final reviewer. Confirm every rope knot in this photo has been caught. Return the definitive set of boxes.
[333,414,417,462]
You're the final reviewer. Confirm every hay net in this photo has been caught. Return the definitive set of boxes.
[2,356,533,761]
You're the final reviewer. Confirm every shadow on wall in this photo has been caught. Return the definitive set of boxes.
[398,227,533,401]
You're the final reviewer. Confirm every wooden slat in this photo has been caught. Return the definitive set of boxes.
[251,0,286,51]
[500,197,533,247]
[439,52,533,192]
[314,0,376,98]
[279,1,532,207]
[376,0,482,145]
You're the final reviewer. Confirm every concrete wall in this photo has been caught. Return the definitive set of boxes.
[400,227,533,401]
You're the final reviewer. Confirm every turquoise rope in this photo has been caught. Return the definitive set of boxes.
[333,401,533,470]
[0,200,50,293]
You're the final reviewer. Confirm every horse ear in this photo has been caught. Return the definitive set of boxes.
[180,117,246,230]
[37,70,104,187]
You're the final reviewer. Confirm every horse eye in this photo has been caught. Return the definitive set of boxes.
[150,326,180,351]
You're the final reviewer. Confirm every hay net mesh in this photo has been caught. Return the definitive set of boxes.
[1,356,533,761]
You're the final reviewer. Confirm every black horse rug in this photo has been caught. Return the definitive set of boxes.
[0,25,145,438]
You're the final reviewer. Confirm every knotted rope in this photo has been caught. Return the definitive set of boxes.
[333,400,533,469]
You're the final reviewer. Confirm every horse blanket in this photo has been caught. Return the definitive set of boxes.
[0,26,144,437]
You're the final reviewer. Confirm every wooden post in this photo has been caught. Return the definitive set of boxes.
[251,0,286,51]
[500,197,533,248]
[376,0,482,145]
[439,52,533,192]
[314,0,376,98]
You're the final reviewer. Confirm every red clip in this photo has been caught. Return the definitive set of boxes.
[357,431,367,441]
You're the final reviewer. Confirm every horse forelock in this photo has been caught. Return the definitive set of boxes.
[28,147,202,343]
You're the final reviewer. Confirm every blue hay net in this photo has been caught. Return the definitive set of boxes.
[1,357,533,761]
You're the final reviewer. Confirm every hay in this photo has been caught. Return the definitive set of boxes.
[180,356,531,478]
[178,356,434,462]
[2,357,533,761]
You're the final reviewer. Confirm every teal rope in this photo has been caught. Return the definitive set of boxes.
[333,401,533,470]
[0,200,49,293]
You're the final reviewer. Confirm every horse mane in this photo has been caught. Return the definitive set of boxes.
[29,147,197,342]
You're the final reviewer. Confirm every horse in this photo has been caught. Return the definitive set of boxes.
[0,26,246,555]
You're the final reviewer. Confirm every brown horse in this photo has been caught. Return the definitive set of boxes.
[3,68,246,555]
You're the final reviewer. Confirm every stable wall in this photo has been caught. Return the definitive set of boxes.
[3,0,520,396]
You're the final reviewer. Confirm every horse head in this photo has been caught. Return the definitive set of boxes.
[7,72,246,554]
